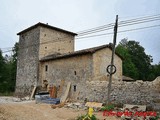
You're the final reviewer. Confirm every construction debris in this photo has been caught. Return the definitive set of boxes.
[65,102,87,110]
[48,85,57,98]
[30,86,37,100]
[51,102,65,109]
[123,104,146,111]
[35,91,60,104]
[85,102,103,108]
[0,96,31,103]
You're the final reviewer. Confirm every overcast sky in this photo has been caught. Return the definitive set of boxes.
[0,0,160,63]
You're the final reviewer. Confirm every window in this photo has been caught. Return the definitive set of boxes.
[73,85,77,92]
[45,65,48,72]
[74,71,77,75]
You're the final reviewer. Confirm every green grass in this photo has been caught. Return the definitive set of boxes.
[0,92,14,96]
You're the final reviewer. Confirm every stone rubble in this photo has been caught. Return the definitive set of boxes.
[0,96,31,104]
[65,102,88,110]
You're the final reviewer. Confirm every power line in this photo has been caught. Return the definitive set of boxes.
[77,23,114,35]
[119,17,160,27]
[77,14,160,35]
[119,13,160,19]
[119,14,160,24]
[76,24,160,39]
[2,50,13,53]
[77,15,160,36]
[2,24,160,53]
[1,14,160,53]
[77,17,160,37]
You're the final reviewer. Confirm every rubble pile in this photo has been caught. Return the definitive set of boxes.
[65,102,87,110]
[0,96,30,104]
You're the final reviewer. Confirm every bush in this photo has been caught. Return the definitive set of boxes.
[100,104,114,111]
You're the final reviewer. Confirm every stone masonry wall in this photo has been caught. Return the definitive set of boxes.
[16,27,40,95]
[85,77,160,110]
[93,48,122,81]
[39,54,93,100]
[16,24,76,95]
[39,27,75,59]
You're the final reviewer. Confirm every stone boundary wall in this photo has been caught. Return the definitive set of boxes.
[85,76,160,110]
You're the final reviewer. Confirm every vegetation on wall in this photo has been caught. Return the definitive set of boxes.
[116,38,160,81]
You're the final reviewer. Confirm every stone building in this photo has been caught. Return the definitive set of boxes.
[16,22,77,94]
[15,22,160,109]
[16,22,122,100]
[40,45,122,100]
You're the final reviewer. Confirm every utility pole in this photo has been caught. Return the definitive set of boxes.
[107,15,118,103]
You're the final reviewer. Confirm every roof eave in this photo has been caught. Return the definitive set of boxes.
[17,22,78,36]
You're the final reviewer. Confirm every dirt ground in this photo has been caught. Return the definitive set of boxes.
[0,100,120,120]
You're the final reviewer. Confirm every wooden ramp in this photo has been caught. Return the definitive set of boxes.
[60,82,71,103]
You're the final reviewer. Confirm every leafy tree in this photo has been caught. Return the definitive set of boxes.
[10,42,19,91]
[0,42,19,93]
[116,38,153,80]
[0,49,8,92]
[126,41,152,80]
[116,43,138,79]
[150,62,160,79]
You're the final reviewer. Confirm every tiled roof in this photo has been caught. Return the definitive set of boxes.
[40,44,123,62]
[17,22,77,35]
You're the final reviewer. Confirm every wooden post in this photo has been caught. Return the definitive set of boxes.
[107,15,118,103]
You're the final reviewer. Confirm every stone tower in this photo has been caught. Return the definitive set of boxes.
[16,22,77,95]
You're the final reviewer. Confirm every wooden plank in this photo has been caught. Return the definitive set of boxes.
[85,102,103,108]
[51,102,65,109]
[60,82,71,103]
[30,86,37,100]
[50,86,57,98]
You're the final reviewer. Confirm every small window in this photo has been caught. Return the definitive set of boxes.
[73,85,77,92]
[74,71,76,75]
[45,47,47,49]
[45,65,48,71]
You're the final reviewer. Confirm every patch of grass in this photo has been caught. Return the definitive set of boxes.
[100,104,114,111]
[0,92,14,96]
[150,116,160,120]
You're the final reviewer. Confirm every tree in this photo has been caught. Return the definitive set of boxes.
[10,42,19,91]
[0,49,9,92]
[126,41,152,80]
[116,39,139,79]
[150,62,160,79]
[0,42,19,93]
[116,38,153,80]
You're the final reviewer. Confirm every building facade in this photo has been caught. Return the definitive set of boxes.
[39,45,122,101]
[16,23,122,100]
[16,23,77,95]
